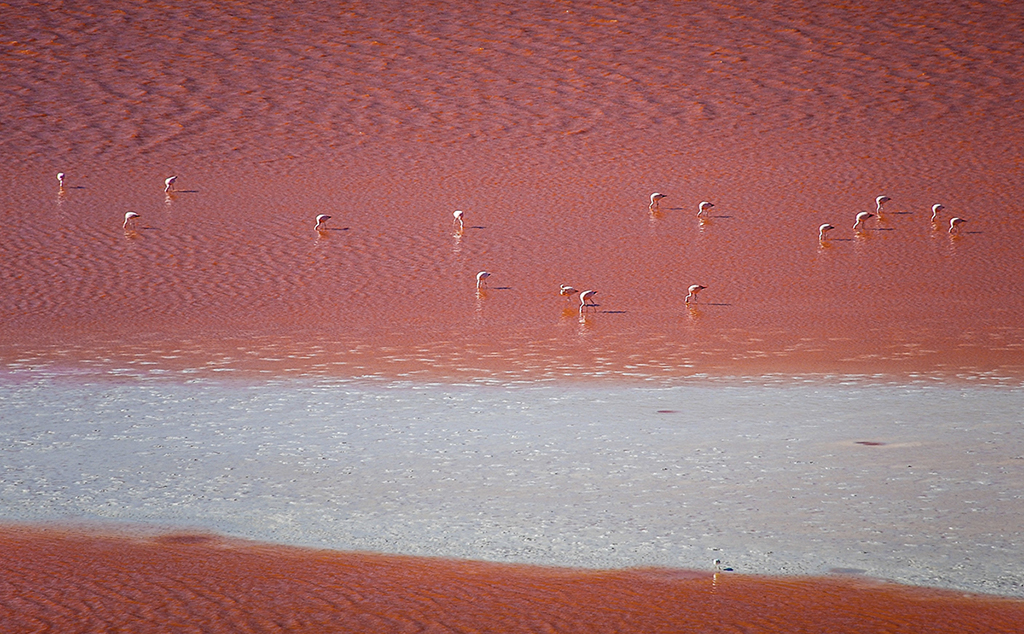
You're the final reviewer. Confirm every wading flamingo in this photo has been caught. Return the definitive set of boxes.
[579,289,597,315]
[685,284,706,304]
[476,271,491,290]
[875,195,891,214]
[123,211,140,230]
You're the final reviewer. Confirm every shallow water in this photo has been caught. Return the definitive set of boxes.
[2,0,1024,382]
[3,0,1024,629]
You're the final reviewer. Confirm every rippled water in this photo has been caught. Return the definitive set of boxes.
[3,0,1024,630]
[2,0,1023,381]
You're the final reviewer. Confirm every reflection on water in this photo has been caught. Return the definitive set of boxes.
[9,180,1017,383]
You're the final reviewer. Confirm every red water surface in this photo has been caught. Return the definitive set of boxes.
[2,0,1023,381]
[2,527,1022,634]
[4,3,1024,625]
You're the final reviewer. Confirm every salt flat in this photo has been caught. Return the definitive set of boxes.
[2,370,1021,597]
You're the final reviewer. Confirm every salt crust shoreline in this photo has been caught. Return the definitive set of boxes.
[2,371,1022,598]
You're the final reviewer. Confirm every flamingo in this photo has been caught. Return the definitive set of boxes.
[875,195,891,214]
[123,211,140,230]
[853,211,874,231]
[315,214,331,231]
[56,172,65,189]
[697,201,714,217]
[949,217,967,234]
[559,284,578,299]
[818,223,835,240]
[685,284,706,304]
[164,175,177,192]
[453,210,464,231]
[476,271,491,290]
[930,204,945,221]
[579,290,597,315]
[650,193,667,210]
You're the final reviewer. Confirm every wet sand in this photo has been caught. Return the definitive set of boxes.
[3,527,1024,634]
[3,0,1024,629]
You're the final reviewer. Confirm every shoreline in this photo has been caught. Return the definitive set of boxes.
[3,518,1022,601]
[4,0,1024,628]
[4,373,1022,598]
[4,150,1023,392]
[4,340,1024,389]
[3,526,1024,634]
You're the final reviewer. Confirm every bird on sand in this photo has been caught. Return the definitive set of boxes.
[315,214,331,231]
[476,271,491,290]
[949,217,967,234]
[685,284,706,304]
[930,204,945,221]
[875,195,891,214]
[650,193,667,210]
[56,172,65,189]
[579,290,597,315]
[697,201,714,217]
[818,223,835,240]
[453,210,464,231]
[123,211,140,230]
[164,176,177,193]
[853,211,874,230]
[559,284,579,299]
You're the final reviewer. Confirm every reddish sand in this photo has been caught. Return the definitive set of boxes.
[2,527,1023,634]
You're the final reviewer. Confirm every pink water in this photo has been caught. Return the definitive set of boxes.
[2,0,1023,381]
[3,0,1024,629]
